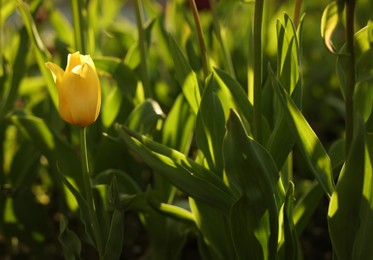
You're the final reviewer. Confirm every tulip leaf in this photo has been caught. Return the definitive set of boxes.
[270,67,335,197]
[321,1,345,54]
[190,198,235,260]
[94,57,140,104]
[103,209,124,260]
[59,215,82,260]
[278,182,299,260]
[16,0,58,108]
[352,133,373,259]
[125,99,165,134]
[0,28,28,119]
[336,25,373,98]
[10,112,83,190]
[168,34,201,115]
[115,125,235,212]
[212,68,254,127]
[276,14,301,100]
[101,85,122,128]
[9,142,40,193]
[328,138,345,170]
[328,116,365,260]
[93,169,141,195]
[196,76,226,177]
[224,110,279,260]
[293,181,324,236]
[147,195,195,224]
[62,176,96,247]
[162,94,195,154]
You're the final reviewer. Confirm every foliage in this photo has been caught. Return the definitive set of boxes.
[1,0,372,259]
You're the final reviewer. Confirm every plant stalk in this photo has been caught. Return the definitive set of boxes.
[187,0,210,78]
[210,0,236,79]
[71,0,87,54]
[253,0,264,143]
[135,0,152,98]
[344,0,355,157]
[80,127,104,258]
[293,0,302,30]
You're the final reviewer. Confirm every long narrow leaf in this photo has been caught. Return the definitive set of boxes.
[224,110,279,260]
[270,67,335,197]
[115,125,235,212]
[328,117,365,260]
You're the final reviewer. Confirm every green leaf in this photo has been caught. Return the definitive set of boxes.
[328,116,365,260]
[211,68,254,127]
[16,0,58,108]
[0,28,28,119]
[168,34,201,114]
[224,110,279,260]
[9,142,40,193]
[59,215,82,260]
[196,77,226,176]
[62,176,96,247]
[45,1,73,46]
[190,198,234,260]
[352,132,373,259]
[328,138,345,170]
[10,112,83,189]
[147,195,195,224]
[94,57,142,105]
[276,14,301,101]
[277,182,299,260]
[103,209,124,260]
[293,181,324,237]
[337,25,373,98]
[270,67,335,197]
[162,94,195,154]
[321,1,345,53]
[94,169,141,195]
[101,85,122,128]
[115,125,235,212]
[125,99,165,134]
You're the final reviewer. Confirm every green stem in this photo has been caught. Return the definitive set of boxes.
[80,127,104,258]
[253,0,264,143]
[71,0,87,53]
[293,0,302,30]
[210,0,236,79]
[135,0,152,98]
[344,0,355,157]
[187,0,210,78]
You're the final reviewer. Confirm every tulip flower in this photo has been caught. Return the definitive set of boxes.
[45,52,101,127]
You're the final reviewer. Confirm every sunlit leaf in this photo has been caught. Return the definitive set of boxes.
[115,125,235,212]
[125,99,165,134]
[277,182,299,260]
[168,34,201,114]
[196,77,226,177]
[162,94,195,154]
[321,1,345,54]
[328,117,365,260]
[190,198,234,260]
[16,0,58,108]
[271,67,335,197]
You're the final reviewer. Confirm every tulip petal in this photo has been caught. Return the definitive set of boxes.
[62,63,101,127]
[79,54,96,71]
[65,52,82,73]
[45,62,64,85]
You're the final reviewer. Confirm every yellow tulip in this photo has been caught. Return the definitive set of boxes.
[45,52,101,127]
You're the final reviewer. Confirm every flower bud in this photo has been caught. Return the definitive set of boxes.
[45,52,101,127]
